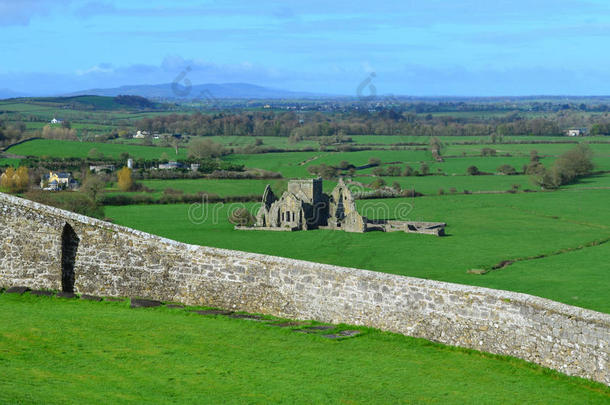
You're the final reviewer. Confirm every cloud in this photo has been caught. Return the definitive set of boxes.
[0,0,72,26]
[76,63,114,76]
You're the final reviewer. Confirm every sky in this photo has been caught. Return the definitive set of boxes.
[2,0,610,96]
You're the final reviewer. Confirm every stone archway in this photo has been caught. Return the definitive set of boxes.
[61,223,79,293]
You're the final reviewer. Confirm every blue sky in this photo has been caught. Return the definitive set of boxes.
[2,0,610,96]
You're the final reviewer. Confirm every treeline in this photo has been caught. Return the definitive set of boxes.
[0,121,26,147]
[135,110,610,138]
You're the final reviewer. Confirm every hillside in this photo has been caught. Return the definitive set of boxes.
[5,95,159,111]
[64,82,329,100]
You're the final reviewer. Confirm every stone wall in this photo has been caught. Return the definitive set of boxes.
[0,192,608,385]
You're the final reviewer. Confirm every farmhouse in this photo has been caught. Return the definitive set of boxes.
[566,128,587,137]
[158,161,184,170]
[50,118,62,124]
[40,171,78,191]
[89,164,115,173]
[242,178,446,235]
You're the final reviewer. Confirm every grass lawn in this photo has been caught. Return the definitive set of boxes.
[105,188,610,313]
[0,293,607,404]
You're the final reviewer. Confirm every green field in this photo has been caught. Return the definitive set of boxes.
[353,174,533,194]
[443,142,610,157]
[226,149,432,178]
[6,139,187,160]
[0,293,607,404]
[105,188,610,313]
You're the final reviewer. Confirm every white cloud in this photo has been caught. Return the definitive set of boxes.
[76,63,114,76]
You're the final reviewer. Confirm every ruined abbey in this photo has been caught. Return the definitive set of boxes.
[243,178,446,235]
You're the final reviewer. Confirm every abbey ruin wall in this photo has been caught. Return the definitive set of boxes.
[0,192,607,385]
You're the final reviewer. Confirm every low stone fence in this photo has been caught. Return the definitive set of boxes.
[0,192,607,385]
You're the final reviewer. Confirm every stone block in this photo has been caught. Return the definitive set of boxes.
[130,298,163,308]
[6,286,30,294]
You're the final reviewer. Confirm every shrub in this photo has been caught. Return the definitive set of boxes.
[529,145,594,189]
[497,164,517,175]
[438,188,445,195]
[449,187,457,194]
[372,167,385,176]
[88,148,104,160]
[419,163,430,176]
[368,157,381,166]
[467,166,480,176]
[188,138,225,159]
[369,178,386,189]
[337,160,351,170]
[403,165,414,176]
[386,166,402,176]
[228,208,255,227]
[481,147,496,157]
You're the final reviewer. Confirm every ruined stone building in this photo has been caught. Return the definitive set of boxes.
[239,178,446,236]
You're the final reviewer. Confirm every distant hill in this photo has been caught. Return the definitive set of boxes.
[63,82,329,100]
[8,95,159,110]
[0,88,30,100]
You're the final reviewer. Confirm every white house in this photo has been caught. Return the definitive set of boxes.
[566,128,587,137]
[50,118,62,124]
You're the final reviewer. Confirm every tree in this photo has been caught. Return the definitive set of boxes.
[420,162,430,176]
[403,165,414,176]
[88,148,104,160]
[372,167,385,176]
[368,157,381,166]
[0,167,15,191]
[386,166,402,176]
[1,166,28,193]
[337,160,351,170]
[188,138,225,159]
[370,178,386,189]
[529,145,594,189]
[497,164,517,175]
[82,175,105,202]
[14,167,29,192]
[554,144,594,178]
[467,166,480,176]
[481,147,496,157]
[117,167,134,191]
